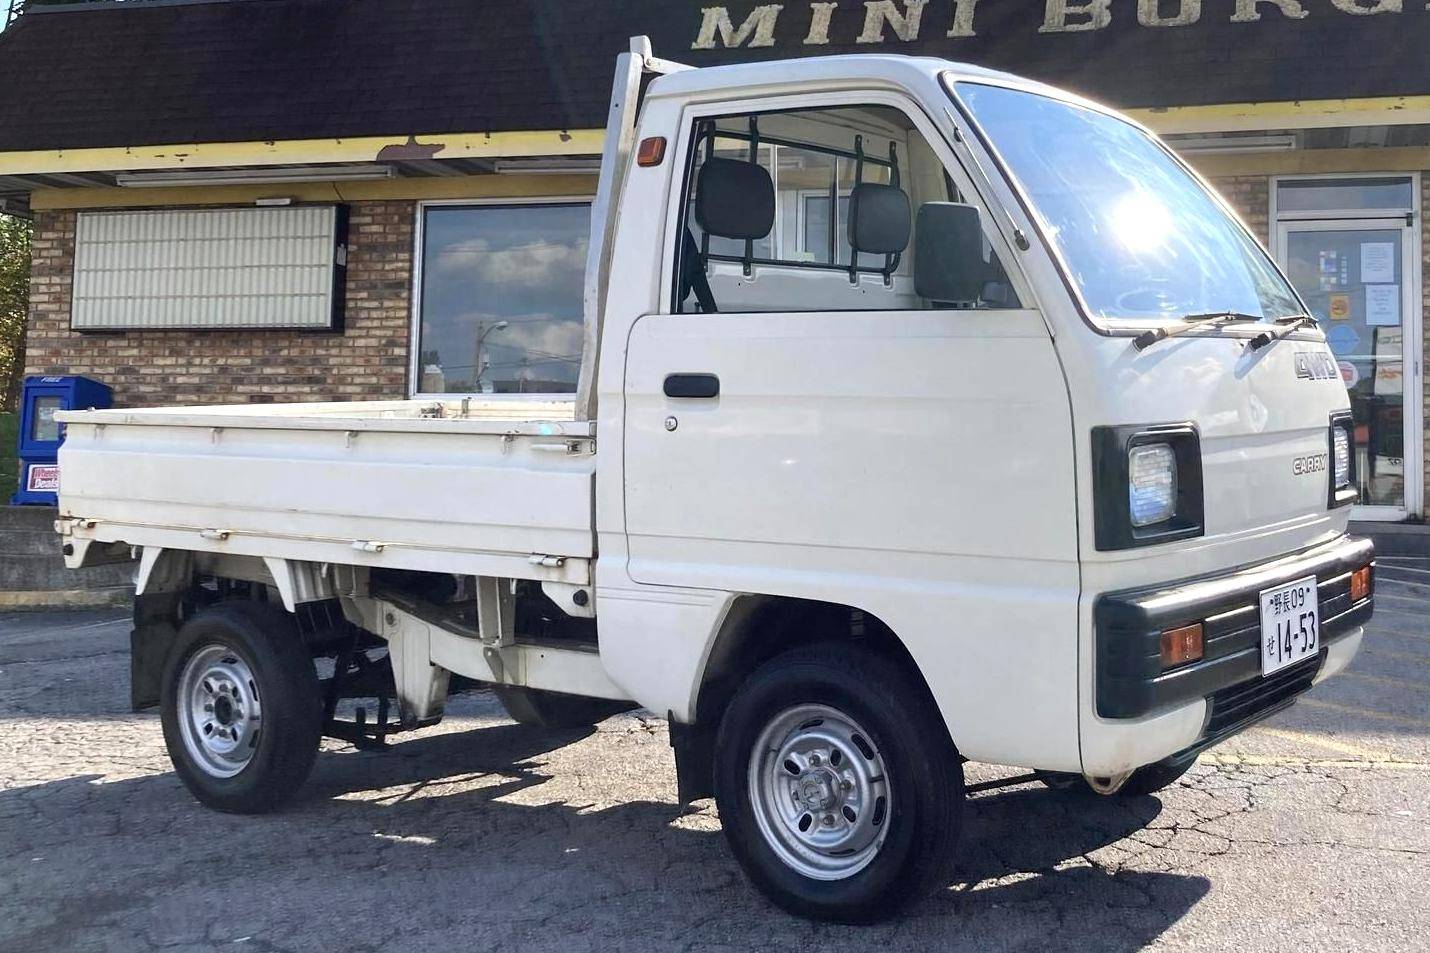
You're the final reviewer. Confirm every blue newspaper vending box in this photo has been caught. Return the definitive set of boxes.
[11,375,113,506]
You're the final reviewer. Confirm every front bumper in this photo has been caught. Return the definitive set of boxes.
[1095,533,1375,723]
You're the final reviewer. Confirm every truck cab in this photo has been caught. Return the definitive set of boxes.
[54,40,1374,922]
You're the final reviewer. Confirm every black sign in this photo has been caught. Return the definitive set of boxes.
[663,0,1429,108]
[0,0,1424,153]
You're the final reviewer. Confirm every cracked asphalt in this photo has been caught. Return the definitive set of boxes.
[1,567,1427,953]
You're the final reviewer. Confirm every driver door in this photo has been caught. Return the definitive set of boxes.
[620,92,1083,771]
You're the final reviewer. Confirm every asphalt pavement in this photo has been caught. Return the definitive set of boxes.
[1,568,1427,953]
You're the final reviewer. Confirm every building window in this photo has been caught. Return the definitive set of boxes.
[71,206,346,331]
[1275,177,1415,216]
[415,202,590,395]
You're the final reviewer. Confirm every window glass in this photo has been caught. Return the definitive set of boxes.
[800,194,850,264]
[31,396,62,442]
[954,82,1302,326]
[1277,177,1414,213]
[676,104,1019,314]
[417,203,590,395]
[688,135,892,268]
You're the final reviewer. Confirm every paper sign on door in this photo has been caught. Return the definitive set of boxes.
[1360,243,1396,283]
[1365,284,1400,326]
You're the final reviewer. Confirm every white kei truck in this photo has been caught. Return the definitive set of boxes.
[53,39,1375,922]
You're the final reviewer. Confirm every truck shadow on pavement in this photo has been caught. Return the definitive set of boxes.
[0,719,1211,952]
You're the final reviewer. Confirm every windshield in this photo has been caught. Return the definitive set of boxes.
[952,81,1303,326]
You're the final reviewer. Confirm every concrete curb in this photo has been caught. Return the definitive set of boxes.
[0,587,133,610]
[1351,521,1430,558]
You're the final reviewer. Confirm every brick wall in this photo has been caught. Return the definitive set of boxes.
[1207,175,1270,246]
[23,201,414,407]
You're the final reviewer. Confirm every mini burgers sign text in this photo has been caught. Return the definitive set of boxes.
[691,0,1412,48]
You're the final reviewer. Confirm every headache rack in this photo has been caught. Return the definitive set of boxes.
[692,118,905,283]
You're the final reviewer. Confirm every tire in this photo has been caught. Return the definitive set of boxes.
[1038,758,1195,798]
[713,644,963,923]
[160,601,323,814]
[1115,759,1196,796]
[492,685,635,729]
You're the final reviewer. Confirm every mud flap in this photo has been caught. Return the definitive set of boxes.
[669,716,715,804]
[130,593,182,711]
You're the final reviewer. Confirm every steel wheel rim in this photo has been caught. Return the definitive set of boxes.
[176,644,263,779]
[748,703,892,881]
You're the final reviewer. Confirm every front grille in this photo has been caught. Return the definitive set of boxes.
[1205,652,1322,735]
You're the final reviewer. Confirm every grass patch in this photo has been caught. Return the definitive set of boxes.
[0,411,16,498]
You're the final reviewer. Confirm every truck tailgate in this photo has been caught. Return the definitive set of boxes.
[55,400,596,582]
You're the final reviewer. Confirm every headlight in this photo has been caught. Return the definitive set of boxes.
[1332,424,1351,490]
[1129,443,1177,527]
[1092,423,1204,551]
[1328,412,1356,508]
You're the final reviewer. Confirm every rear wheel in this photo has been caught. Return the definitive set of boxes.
[492,685,635,728]
[713,645,963,923]
[160,602,323,813]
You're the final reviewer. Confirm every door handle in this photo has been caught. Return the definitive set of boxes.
[663,373,720,399]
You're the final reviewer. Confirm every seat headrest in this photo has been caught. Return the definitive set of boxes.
[695,157,775,242]
[848,183,911,256]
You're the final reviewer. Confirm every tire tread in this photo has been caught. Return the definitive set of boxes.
[713,643,963,923]
[160,600,323,814]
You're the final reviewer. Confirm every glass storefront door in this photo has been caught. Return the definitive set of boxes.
[1277,217,1419,516]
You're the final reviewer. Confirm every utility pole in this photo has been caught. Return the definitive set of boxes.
[4,1,26,30]
[471,320,508,393]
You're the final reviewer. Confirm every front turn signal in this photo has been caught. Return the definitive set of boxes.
[1350,565,1372,603]
[1160,623,1204,669]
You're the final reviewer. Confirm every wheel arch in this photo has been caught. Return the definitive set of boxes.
[672,593,952,803]
[129,548,350,711]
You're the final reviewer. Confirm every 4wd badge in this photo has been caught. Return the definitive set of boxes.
[1294,351,1339,381]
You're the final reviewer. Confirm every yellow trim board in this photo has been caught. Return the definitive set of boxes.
[0,129,606,177]
[5,97,1423,178]
[1186,145,1430,179]
[30,174,600,211]
[1128,96,1430,135]
[3,97,1424,176]
[33,146,1428,211]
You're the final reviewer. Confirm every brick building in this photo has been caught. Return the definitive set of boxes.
[1,0,1428,521]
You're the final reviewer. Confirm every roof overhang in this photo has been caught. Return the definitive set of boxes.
[1123,96,1430,135]
[0,128,606,178]
[3,96,1425,181]
[5,97,1429,218]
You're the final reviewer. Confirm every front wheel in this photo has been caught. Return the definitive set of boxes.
[160,602,323,813]
[713,645,963,923]
[1114,759,1196,796]
[1038,758,1195,797]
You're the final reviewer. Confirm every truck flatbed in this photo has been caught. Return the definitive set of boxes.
[56,398,596,585]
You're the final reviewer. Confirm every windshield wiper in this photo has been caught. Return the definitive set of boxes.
[1132,312,1266,351]
[1249,314,1317,351]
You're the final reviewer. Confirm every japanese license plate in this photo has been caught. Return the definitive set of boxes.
[1259,575,1320,676]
